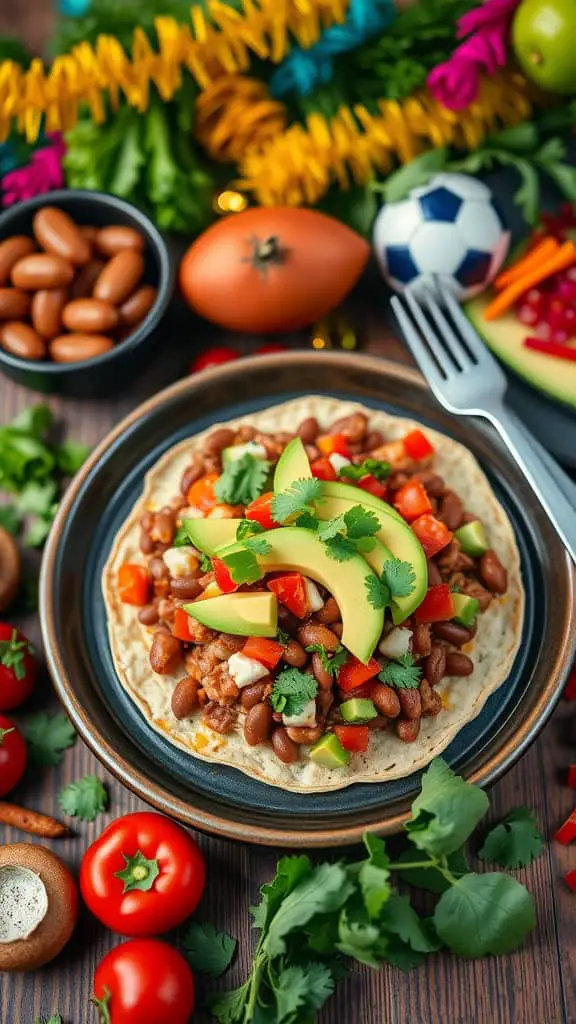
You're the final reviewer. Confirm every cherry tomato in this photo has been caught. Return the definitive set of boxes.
[93,939,195,1024]
[179,207,370,333]
[189,346,239,373]
[0,713,27,796]
[0,624,36,711]
[80,811,206,936]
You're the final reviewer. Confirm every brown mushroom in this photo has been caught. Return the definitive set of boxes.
[0,525,20,612]
[0,843,78,971]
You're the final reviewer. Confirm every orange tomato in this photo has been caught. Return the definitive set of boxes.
[178,208,370,333]
[118,564,150,606]
[186,472,219,511]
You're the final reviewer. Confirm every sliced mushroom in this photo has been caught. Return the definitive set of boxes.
[0,525,21,612]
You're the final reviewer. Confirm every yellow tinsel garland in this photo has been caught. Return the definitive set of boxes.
[236,71,535,207]
[195,76,287,163]
[0,0,349,143]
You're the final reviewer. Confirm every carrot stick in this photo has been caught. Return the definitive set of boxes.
[0,802,68,837]
[494,237,560,290]
[483,242,576,321]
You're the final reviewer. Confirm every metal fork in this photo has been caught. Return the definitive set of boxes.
[391,283,576,565]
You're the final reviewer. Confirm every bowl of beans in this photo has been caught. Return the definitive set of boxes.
[0,190,175,396]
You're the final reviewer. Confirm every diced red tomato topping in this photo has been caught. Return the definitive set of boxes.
[414,584,455,623]
[245,492,279,531]
[335,725,370,753]
[311,457,337,482]
[394,480,432,522]
[411,513,453,557]
[267,572,308,618]
[565,869,576,892]
[403,429,435,460]
[317,433,351,458]
[118,564,150,606]
[242,637,284,670]
[212,557,239,594]
[358,474,388,500]
[172,608,197,642]
[338,656,381,693]
[554,810,576,845]
[186,471,220,512]
[568,765,576,789]
[564,665,576,701]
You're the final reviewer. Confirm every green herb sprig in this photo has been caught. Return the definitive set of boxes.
[214,453,271,507]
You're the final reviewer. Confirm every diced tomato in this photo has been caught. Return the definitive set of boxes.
[335,725,370,753]
[118,564,150,606]
[172,608,196,642]
[564,665,576,701]
[212,557,239,594]
[311,457,337,482]
[414,584,455,624]
[394,480,432,522]
[267,572,308,618]
[411,513,453,557]
[358,474,388,500]
[317,433,351,458]
[186,471,220,512]
[338,656,381,693]
[568,765,576,789]
[245,492,279,530]
[403,429,435,460]
[565,869,576,892]
[555,810,576,844]
[242,637,284,670]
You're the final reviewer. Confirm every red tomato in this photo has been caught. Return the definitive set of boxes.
[414,584,455,624]
[80,811,206,936]
[179,208,370,333]
[189,346,239,372]
[172,608,197,642]
[394,480,432,522]
[411,514,453,558]
[338,656,381,693]
[93,939,195,1024]
[245,492,279,530]
[118,564,150,606]
[212,557,239,594]
[186,471,219,512]
[317,434,351,458]
[311,457,337,482]
[403,429,435,460]
[335,725,370,753]
[357,474,387,500]
[0,714,27,797]
[267,572,308,618]
[242,636,284,670]
[0,624,36,710]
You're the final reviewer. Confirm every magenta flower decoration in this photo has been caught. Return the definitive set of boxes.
[1,133,66,207]
[427,0,521,112]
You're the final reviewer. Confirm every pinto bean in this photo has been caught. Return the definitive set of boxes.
[331,622,343,639]
[296,417,319,444]
[240,682,268,710]
[157,597,175,621]
[203,454,221,475]
[282,639,307,667]
[149,556,168,579]
[315,597,340,624]
[138,603,159,626]
[462,579,493,611]
[286,725,323,745]
[432,621,474,646]
[204,427,235,456]
[277,604,299,634]
[419,679,442,717]
[329,412,367,442]
[272,728,299,763]
[364,429,384,450]
[317,689,334,721]
[297,622,340,651]
[311,653,333,690]
[180,457,204,496]
[445,652,474,676]
[412,623,432,658]
[368,715,389,730]
[396,718,421,742]
[139,529,154,555]
[438,490,465,530]
[170,575,202,600]
[151,510,175,545]
[150,632,182,674]
[171,676,200,718]
[387,471,409,493]
[479,549,508,594]
[427,559,442,587]
[244,703,273,746]
[372,683,401,718]
[305,444,320,462]
[398,688,421,720]
[424,642,446,685]
[235,425,256,442]
[413,470,445,498]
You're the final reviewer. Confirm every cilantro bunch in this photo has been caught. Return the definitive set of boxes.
[215,454,271,507]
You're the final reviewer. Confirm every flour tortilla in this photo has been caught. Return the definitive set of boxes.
[103,396,524,792]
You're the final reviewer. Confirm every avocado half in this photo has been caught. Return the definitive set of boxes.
[466,295,576,411]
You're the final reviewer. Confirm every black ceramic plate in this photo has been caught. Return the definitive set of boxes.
[40,353,576,847]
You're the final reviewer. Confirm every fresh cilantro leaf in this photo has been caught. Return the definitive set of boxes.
[214,454,270,506]
[274,963,335,1021]
[343,505,379,540]
[16,479,58,516]
[58,775,108,821]
[478,807,544,869]
[251,855,312,930]
[382,935,427,971]
[55,441,90,476]
[200,552,213,573]
[358,834,391,918]
[173,524,189,547]
[0,628,33,680]
[271,478,322,524]
[397,846,469,893]
[433,872,535,957]
[0,428,54,491]
[24,516,54,549]
[294,510,319,531]
[270,669,318,717]
[317,514,347,542]
[340,458,391,482]
[24,712,77,767]
[276,629,292,647]
[220,547,263,585]
[11,404,53,438]
[305,643,348,677]
[336,906,387,968]
[264,862,354,957]
[365,574,391,610]
[244,535,272,555]
[236,519,265,541]
[323,534,357,561]
[318,505,379,562]
[405,757,489,857]
[180,921,237,978]
[210,982,250,1024]
[378,655,421,689]
[382,559,416,599]
[380,894,441,953]
[0,505,21,534]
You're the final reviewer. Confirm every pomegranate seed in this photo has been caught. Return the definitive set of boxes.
[516,304,540,326]
[525,288,546,309]
[551,329,570,344]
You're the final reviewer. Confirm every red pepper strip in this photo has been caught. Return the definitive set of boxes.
[564,666,576,701]
[311,456,338,481]
[414,584,455,624]
[335,725,370,753]
[212,557,239,594]
[394,480,432,522]
[317,433,351,458]
[524,338,576,362]
[358,474,388,500]
[403,429,435,460]
[173,608,196,642]
[554,810,576,844]
[568,765,576,789]
[267,572,309,618]
[565,869,576,892]
[242,637,284,670]
[338,656,381,693]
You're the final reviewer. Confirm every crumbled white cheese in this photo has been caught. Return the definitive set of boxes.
[303,577,324,613]
[282,699,317,728]
[226,441,268,462]
[328,453,351,473]
[228,652,269,689]
[378,627,413,659]
[163,545,199,578]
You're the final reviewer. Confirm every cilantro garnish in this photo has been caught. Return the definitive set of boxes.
[58,774,108,822]
[24,711,77,767]
[236,519,265,541]
[55,440,91,476]
[0,628,34,680]
[365,558,416,609]
[220,546,263,585]
[318,505,379,561]
[276,629,291,646]
[244,535,272,555]
[173,524,189,547]
[478,808,544,870]
[340,458,391,482]
[271,478,322,524]
[180,922,237,978]
[305,643,349,677]
[270,668,318,717]
[214,453,270,506]
[378,654,421,689]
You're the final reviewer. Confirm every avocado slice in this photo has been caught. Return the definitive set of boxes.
[183,592,278,636]
[309,732,350,767]
[274,437,312,491]
[454,520,488,558]
[214,527,384,663]
[340,698,378,723]
[452,592,480,628]
[183,517,239,555]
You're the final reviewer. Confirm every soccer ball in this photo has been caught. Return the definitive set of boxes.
[372,172,511,301]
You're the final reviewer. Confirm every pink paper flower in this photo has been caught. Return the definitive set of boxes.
[1,133,66,207]
[427,0,522,112]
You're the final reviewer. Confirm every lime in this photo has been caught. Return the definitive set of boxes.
[513,0,576,94]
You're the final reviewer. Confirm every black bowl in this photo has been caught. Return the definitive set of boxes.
[0,190,175,397]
